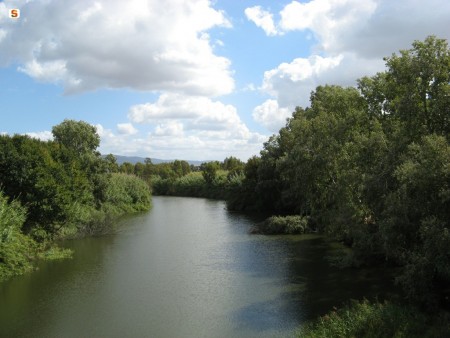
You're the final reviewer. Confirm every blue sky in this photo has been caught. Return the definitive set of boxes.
[1,0,449,161]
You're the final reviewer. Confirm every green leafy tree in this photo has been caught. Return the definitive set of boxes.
[359,35,450,140]
[201,161,220,185]
[52,119,100,156]
[381,135,450,307]
[172,160,191,177]
[104,154,119,173]
[120,162,134,174]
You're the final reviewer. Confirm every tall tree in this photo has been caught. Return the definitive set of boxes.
[52,119,100,156]
[359,36,450,140]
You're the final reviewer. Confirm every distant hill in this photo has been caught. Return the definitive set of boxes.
[104,154,206,166]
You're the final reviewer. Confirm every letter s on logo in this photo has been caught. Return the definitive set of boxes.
[9,9,20,19]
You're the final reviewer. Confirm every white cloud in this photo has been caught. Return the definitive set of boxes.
[154,122,184,137]
[249,0,450,114]
[96,124,266,161]
[247,0,450,58]
[279,0,377,53]
[261,54,345,108]
[245,6,279,36]
[0,0,234,96]
[128,93,243,132]
[105,93,267,160]
[252,99,292,133]
[117,123,138,135]
[25,131,53,141]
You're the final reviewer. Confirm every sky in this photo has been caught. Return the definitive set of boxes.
[1,0,449,161]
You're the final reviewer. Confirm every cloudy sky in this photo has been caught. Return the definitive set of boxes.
[1,0,449,161]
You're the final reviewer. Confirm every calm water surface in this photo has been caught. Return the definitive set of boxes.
[0,196,395,337]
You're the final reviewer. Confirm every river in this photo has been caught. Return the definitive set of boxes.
[0,196,396,337]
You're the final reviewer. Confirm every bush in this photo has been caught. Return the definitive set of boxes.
[0,192,37,281]
[254,215,312,234]
[298,299,450,338]
[102,173,151,214]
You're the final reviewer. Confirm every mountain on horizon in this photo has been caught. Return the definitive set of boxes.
[106,154,206,166]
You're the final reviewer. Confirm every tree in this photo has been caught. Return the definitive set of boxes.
[172,160,190,177]
[120,162,134,175]
[52,119,100,156]
[201,161,220,185]
[222,156,244,171]
[104,154,119,173]
[359,36,450,140]
[380,135,450,307]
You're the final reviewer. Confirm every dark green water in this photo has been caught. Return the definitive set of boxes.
[0,196,396,337]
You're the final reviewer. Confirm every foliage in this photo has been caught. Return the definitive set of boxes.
[0,120,151,281]
[225,36,450,308]
[102,173,151,214]
[381,134,450,308]
[52,119,100,156]
[298,299,450,338]
[151,171,232,200]
[358,35,450,140]
[201,161,221,185]
[255,215,312,234]
[0,192,36,281]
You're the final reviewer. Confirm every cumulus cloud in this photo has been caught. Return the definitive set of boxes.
[261,54,344,108]
[25,131,53,141]
[113,93,267,160]
[279,0,377,53]
[246,0,450,58]
[252,100,292,133]
[96,124,266,161]
[248,0,450,129]
[0,0,234,95]
[245,6,279,36]
[128,93,245,134]
[117,123,138,135]
[154,122,184,137]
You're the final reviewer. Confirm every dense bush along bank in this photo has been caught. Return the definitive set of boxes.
[250,215,314,235]
[0,120,151,281]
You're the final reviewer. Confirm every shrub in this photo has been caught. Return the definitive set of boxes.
[298,299,450,338]
[0,192,37,281]
[102,173,151,214]
[256,215,312,234]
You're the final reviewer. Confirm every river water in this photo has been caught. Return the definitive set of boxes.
[0,196,395,337]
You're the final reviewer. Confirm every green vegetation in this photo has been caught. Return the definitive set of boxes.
[298,300,450,338]
[123,156,244,200]
[225,36,450,311]
[0,119,151,281]
[252,215,313,234]
[0,192,36,281]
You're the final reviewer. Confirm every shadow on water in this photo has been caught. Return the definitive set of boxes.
[228,235,399,334]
